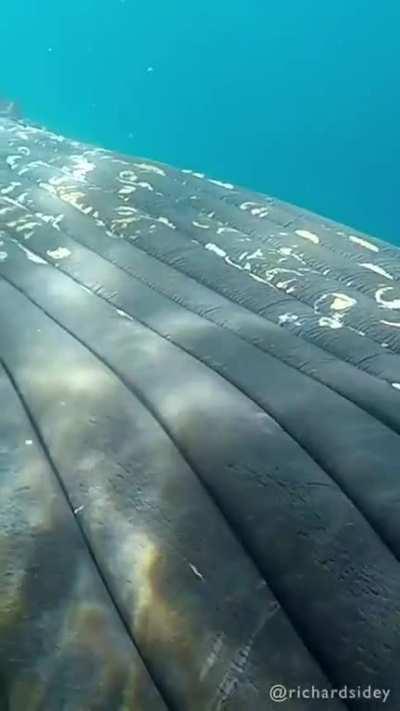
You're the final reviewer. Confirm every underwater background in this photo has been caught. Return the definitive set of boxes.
[1,1,399,244]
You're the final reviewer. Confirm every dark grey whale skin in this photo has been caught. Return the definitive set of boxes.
[0,113,400,711]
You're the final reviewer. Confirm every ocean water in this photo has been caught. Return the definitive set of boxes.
[1,1,399,243]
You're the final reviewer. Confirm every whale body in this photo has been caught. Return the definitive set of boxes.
[1,113,400,710]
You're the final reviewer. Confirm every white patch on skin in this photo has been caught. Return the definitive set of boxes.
[46,247,71,260]
[392,383,400,391]
[16,244,47,264]
[158,216,176,229]
[359,263,393,280]
[134,162,166,176]
[375,287,400,310]
[278,313,301,326]
[25,440,33,446]
[278,246,306,265]
[70,154,96,180]
[6,155,21,169]
[205,242,226,258]
[240,201,259,211]
[1,182,21,195]
[116,308,134,321]
[17,146,30,156]
[251,207,270,217]
[208,179,234,189]
[192,221,210,229]
[189,563,204,581]
[319,316,343,329]
[295,229,320,245]
[0,252,8,261]
[200,635,225,681]
[15,221,40,233]
[380,319,400,328]
[137,181,154,191]
[314,292,356,329]
[246,248,263,260]
[349,235,379,252]
[330,293,357,311]
[118,185,137,195]
[73,505,85,515]
[217,226,241,235]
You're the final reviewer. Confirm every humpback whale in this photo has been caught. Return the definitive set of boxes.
[0,110,400,711]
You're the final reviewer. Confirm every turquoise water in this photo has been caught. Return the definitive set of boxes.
[1,1,399,243]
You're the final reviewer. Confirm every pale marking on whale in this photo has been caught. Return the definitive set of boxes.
[137,181,154,191]
[380,319,400,328]
[116,308,135,321]
[208,179,234,189]
[46,247,71,260]
[189,563,204,581]
[14,242,47,264]
[205,243,227,258]
[0,251,7,261]
[1,182,21,195]
[158,216,176,229]
[295,229,320,245]
[134,162,166,176]
[349,235,379,252]
[375,287,400,310]
[278,313,302,326]
[217,226,241,235]
[69,155,96,180]
[314,292,357,330]
[36,213,64,230]
[200,634,225,681]
[192,221,211,229]
[17,146,30,156]
[6,155,22,169]
[359,262,393,280]
[392,383,400,391]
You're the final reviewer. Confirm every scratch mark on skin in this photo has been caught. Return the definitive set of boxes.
[360,263,393,280]
[158,216,176,230]
[208,179,234,189]
[349,235,379,252]
[1,182,21,195]
[200,634,225,681]
[189,563,204,581]
[375,287,400,310]
[192,221,210,230]
[295,229,320,245]
[13,242,47,264]
[380,319,400,329]
[134,162,166,176]
[205,243,226,258]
